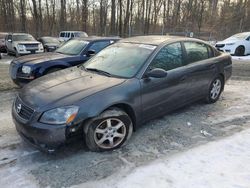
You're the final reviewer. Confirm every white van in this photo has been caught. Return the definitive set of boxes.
[59,31,88,41]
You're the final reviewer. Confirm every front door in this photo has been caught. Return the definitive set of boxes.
[140,42,190,121]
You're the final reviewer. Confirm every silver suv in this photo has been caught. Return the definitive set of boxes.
[5,33,44,57]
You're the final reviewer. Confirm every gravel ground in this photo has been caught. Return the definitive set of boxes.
[0,55,249,187]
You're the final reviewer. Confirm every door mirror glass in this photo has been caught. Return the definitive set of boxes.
[146,68,167,78]
[86,49,96,57]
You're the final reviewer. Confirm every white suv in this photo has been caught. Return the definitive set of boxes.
[5,33,44,57]
[59,31,88,41]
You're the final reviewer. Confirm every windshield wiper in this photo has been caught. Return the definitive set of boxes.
[85,68,112,77]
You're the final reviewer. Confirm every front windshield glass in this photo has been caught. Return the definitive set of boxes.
[43,37,60,44]
[74,32,88,37]
[228,33,249,40]
[13,34,35,41]
[56,39,88,55]
[84,43,156,78]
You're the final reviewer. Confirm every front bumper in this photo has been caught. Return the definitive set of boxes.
[9,61,35,86]
[17,49,44,55]
[12,106,67,151]
[215,45,235,55]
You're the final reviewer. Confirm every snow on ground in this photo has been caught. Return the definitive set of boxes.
[76,127,250,188]
[0,54,13,64]
[232,55,250,61]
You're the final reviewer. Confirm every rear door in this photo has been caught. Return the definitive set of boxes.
[140,42,191,120]
[182,41,217,99]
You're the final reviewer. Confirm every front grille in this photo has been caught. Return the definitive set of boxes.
[24,44,38,49]
[15,97,34,120]
[215,44,225,48]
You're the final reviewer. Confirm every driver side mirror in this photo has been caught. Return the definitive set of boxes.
[86,49,96,57]
[145,68,168,78]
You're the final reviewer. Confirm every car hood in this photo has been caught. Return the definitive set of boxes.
[19,67,125,109]
[15,52,71,65]
[217,38,240,45]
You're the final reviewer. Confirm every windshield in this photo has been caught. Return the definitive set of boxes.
[227,33,250,40]
[13,34,35,41]
[74,32,88,37]
[42,37,60,44]
[56,39,88,55]
[84,43,156,78]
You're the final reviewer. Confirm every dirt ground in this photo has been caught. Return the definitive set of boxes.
[0,54,250,188]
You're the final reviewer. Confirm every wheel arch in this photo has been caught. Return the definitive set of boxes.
[82,102,137,135]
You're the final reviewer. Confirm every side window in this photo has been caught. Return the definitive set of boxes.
[71,33,75,38]
[246,36,250,41]
[184,42,209,63]
[88,41,110,53]
[60,32,65,37]
[7,35,12,41]
[66,32,70,38]
[149,42,183,71]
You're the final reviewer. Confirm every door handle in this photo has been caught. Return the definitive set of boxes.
[209,64,216,69]
[180,75,188,81]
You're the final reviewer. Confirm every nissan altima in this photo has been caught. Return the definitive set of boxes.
[12,36,232,152]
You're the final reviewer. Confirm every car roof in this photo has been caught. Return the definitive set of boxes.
[60,31,86,33]
[119,35,203,46]
[8,33,32,35]
[74,36,121,42]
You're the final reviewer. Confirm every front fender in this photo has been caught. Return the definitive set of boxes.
[38,61,71,75]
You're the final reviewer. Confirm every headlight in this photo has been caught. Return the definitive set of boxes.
[40,106,79,125]
[226,43,235,46]
[18,44,25,50]
[39,43,43,49]
[22,66,31,74]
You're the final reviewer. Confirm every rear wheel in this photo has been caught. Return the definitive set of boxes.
[206,76,224,103]
[235,46,245,56]
[85,108,133,152]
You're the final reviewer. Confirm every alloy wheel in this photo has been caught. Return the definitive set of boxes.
[94,118,127,149]
[210,79,222,100]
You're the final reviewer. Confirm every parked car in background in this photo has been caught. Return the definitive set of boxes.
[12,36,232,152]
[0,32,7,53]
[37,36,61,52]
[59,31,88,41]
[9,37,119,86]
[215,32,250,56]
[5,33,44,57]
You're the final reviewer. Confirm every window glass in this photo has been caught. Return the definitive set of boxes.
[88,41,111,53]
[149,42,183,71]
[56,40,89,55]
[60,32,65,37]
[184,42,209,63]
[84,43,156,78]
[13,34,35,41]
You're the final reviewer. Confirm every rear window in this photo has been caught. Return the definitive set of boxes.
[184,42,209,64]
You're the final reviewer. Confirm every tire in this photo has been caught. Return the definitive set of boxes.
[235,46,245,56]
[6,49,11,56]
[46,68,62,74]
[85,108,133,152]
[15,49,20,57]
[206,76,224,104]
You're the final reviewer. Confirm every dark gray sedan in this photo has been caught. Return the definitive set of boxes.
[12,36,232,152]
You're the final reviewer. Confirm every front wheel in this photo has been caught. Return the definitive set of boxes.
[235,46,245,56]
[206,76,224,103]
[85,108,133,152]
